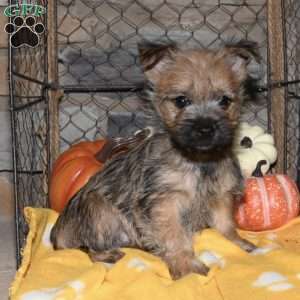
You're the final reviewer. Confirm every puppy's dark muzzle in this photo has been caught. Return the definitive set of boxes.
[194,124,216,139]
[171,117,233,155]
[192,119,217,148]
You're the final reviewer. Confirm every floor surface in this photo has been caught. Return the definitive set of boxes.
[0,216,16,300]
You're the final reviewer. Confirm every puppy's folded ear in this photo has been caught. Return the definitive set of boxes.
[138,41,178,84]
[218,40,262,82]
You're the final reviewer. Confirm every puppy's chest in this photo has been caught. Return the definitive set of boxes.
[159,164,228,201]
[160,164,235,231]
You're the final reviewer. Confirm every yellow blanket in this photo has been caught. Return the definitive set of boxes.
[10,207,300,300]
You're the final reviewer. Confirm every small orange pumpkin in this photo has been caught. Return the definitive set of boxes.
[49,140,107,213]
[235,161,300,231]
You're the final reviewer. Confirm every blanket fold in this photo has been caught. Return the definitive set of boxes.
[10,207,300,300]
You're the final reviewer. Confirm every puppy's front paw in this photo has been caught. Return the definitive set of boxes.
[237,238,257,252]
[190,259,210,276]
[88,249,125,263]
[168,257,209,280]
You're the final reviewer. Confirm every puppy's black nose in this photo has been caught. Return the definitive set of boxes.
[194,119,216,138]
[199,126,215,135]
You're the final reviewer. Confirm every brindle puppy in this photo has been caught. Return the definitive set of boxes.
[51,40,261,279]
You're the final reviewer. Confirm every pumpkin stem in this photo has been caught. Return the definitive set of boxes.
[240,136,253,148]
[95,140,117,163]
[95,128,152,163]
[251,160,267,177]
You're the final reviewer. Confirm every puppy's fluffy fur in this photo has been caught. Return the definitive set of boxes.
[51,41,260,279]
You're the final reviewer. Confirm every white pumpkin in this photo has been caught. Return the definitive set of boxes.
[234,122,277,178]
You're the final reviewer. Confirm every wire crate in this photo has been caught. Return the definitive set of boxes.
[9,0,300,266]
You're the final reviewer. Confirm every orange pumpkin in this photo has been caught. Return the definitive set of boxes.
[49,140,107,213]
[235,161,300,231]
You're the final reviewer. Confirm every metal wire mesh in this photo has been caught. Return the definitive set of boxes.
[57,0,268,87]
[13,99,49,233]
[59,91,141,150]
[57,0,269,151]
[9,0,49,264]
[284,0,300,182]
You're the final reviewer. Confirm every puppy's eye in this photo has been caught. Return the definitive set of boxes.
[174,96,192,109]
[219,95,232,110]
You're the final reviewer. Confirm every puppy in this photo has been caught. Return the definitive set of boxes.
[51,40,260,279]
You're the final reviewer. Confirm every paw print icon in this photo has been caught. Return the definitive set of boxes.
[5,16,45,48]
